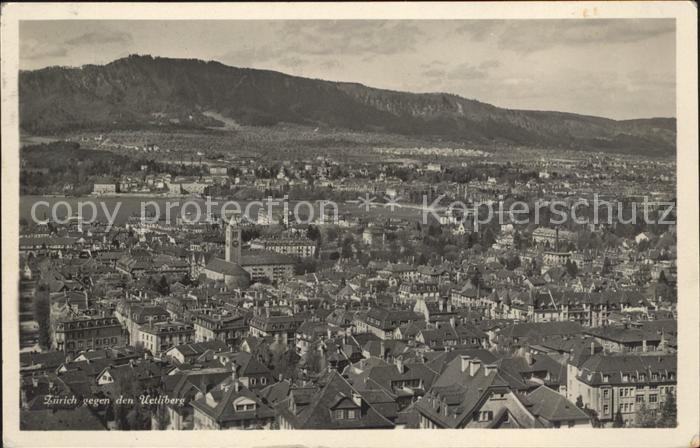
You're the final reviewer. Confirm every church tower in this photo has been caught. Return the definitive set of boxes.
[225,218,241,264]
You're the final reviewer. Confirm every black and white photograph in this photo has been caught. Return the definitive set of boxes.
[2,2,698,448]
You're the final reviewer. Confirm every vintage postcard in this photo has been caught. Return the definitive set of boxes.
[2,2,698,447]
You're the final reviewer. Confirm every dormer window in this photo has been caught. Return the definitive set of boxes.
[603,374,610,383]
[473,410,493,422]
[622,374,629,382]
[235,403,256,412]
[333,409,358,420]
[233,397,257,412]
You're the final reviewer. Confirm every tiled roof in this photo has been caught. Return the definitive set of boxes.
[274,371,394,429]
[527,385,590,422]
[578,353,676,386]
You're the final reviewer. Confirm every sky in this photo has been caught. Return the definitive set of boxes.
[19,19,676,120]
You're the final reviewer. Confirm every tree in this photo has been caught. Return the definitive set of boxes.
[270,348,300,381]
[112,400,130,430]
[126,404,152,430]
[582,406,601,428]
[658,392,677,428]
[613,408,624,427]
[657,270,668,285]
[634,402,657,428]
[157,275,170,295]
[306,225,321,242]
[152,403,171,430]
[304,347,325,374]
[341,236,354,259]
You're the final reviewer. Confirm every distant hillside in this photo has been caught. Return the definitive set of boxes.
[19,55,676,156]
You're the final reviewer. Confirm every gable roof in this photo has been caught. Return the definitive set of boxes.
[527,385,590,422]
[275,371,394,429]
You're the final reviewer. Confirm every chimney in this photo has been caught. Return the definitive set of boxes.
[379,340,385,360]
[525,352,534,366]
[460,355,471,373]
[231,361,240,391]
[351,391,362,407]
[395,356,405,374]
[484,363,497,376]
[469,358,482,376]
[590,341,595,356]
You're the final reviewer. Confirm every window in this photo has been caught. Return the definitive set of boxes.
[250,378,256,385]
[261,377,267,385]
[603,375,610,383]
[477,411,493,422]
[636,395,645,403]
[603,389,610,398]
[603,405,609,414]
[652,373,659,381]
[649,395,657,403]
[622,374,629,382]
[333,409,357,420]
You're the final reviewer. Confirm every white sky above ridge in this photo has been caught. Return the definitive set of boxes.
[19,19,676,120]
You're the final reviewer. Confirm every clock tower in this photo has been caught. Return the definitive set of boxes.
[225,217,241,264]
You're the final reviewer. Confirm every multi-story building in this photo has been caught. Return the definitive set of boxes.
[566,352,677,427]
[354,308,423,340]
[378,263,418,282]
[240,252,295,283]
[248,312,304,345]
[192,311,248,345]
[138,321,195,355]
[191,374,276,429]
[398,282,439,305]
[249,237,316,258]
[92,180,118,195]
[532,227,577,249]
[52,315,124,354]
[415,355,580,428]
[115,301,170,344]
[362,226,386,246]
